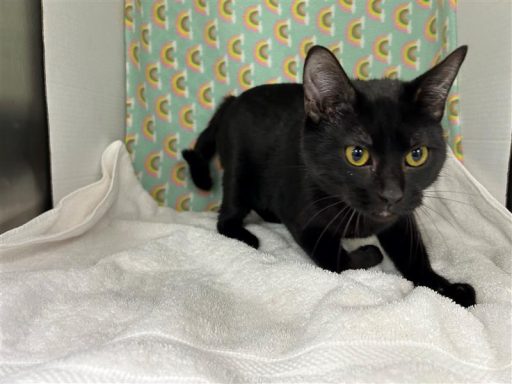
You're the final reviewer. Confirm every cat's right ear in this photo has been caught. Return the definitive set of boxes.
[409,45,467,121]
[303,46,356,123]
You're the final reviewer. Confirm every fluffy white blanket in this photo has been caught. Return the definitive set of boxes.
[0,141,510,383]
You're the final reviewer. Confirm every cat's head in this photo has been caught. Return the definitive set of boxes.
[301,45,467,222]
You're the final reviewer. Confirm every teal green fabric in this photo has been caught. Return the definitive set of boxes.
[125,0,462,211]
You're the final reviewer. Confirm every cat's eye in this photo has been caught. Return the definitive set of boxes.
[345,146,370,167]
[405,146,429,167]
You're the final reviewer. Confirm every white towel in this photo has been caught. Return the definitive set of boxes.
[0,141,510,383]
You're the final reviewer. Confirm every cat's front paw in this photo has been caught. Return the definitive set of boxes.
[239,230,260,249]
[347,245,383,269]
[441,283,476,308]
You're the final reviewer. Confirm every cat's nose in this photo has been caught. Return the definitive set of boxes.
[378,186,403,204]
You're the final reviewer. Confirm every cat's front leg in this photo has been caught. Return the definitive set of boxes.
[299,226,383,273]
[377,215,476,307]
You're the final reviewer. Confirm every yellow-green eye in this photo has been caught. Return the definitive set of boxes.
[345,145,370,167]
[405,146,429,167]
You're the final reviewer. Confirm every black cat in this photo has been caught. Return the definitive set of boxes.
[183,45,475,307]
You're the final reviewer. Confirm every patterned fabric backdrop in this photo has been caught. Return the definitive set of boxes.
[125,0,463,212]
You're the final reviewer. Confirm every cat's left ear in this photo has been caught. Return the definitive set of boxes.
[303,46,356,123]
[410,45,467,121]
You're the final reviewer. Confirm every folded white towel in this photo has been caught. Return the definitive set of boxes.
[0,141,510,383]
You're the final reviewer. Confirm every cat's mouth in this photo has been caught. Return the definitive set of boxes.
[370,209,397,222]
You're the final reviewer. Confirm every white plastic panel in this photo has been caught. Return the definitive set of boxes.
[457,0,512,205]
[42,0,125,204]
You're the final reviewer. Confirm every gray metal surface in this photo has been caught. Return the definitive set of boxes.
[0,0,51,233]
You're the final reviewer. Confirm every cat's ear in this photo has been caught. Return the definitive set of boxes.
[303,46,356,123]
[411,45,467,121]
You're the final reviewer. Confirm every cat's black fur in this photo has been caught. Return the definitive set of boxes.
[183,45,476,307]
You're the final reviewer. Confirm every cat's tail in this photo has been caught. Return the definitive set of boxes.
[182,95,235,191]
